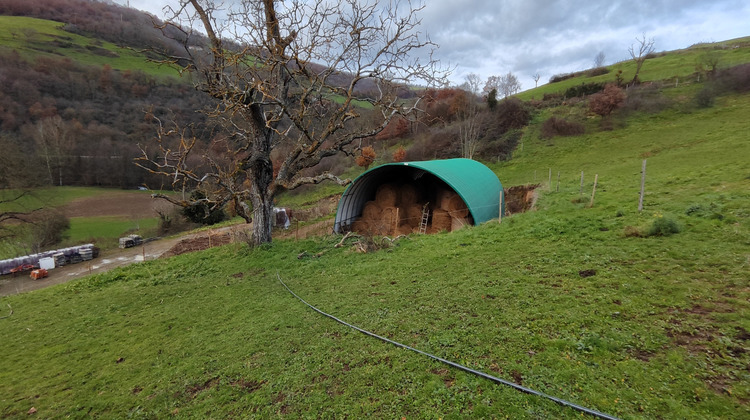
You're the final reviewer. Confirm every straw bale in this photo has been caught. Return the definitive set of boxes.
[399,183,419,205]
[380,206,399,235]
[451,217,469,231]
[436,188,457,210]
[375,183,399,206]
[405,203,425,228]
[351,219,370,235]
[362,201,381,220]
[431,208,451,232]
[397,223,413,236]
[446,195,469,218]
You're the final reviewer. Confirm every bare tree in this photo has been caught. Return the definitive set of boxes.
[499,72,521,98]
[532,72,541,88]
[137,0,446,244]
[32,116,75,187]
[594,51,606,68]
[628,33,655,84]
[463,73,482,96]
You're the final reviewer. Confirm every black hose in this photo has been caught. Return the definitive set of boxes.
[277,273,619,420]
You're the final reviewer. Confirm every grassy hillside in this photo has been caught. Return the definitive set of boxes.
[518,36,750,100]
[0,16,178,78]
[2,75,749,419]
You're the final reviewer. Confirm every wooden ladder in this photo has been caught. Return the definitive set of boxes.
[418,203,430,234]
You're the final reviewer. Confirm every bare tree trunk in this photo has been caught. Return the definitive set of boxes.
[249,151,275,245]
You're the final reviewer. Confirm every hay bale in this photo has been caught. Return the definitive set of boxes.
[380,206,400,235]
[362,201,381,220]
[351,219,370,235]
[375,184,399,207]
[435,189,457,210]
[451,217,469,231]
[399,183,419,205]
[446,194,469,218]
[397,223,413,236]
[405,203,425,228]
[431,208,451,232]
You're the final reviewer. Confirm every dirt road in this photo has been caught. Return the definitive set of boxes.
[0,225,250,297]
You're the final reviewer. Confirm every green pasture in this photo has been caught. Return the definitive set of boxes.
[518,36,750,100]
[1,80,749,418]
[0,16,179,78]
[66,215,159,245]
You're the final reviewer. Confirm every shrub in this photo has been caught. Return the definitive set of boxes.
[540,116,585,139]
[589,84,626,117]
[645,214,681,237]
[623,83,672,114]
[695,86,716,108]
[182,191,227,225]
[494,98,531,132]
[564,82,604,99]
[29,210,70,252]
[587,67,609,77]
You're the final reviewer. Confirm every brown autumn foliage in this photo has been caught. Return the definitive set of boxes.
[375,116,410,141]
[356,146,376,170]
[589,84,626,117]
[392,146,407,162]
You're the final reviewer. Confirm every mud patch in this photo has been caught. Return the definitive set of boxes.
[504,184,540,215]
[161,231,233,258]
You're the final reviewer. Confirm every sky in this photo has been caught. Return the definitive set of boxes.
[118,0,750,92]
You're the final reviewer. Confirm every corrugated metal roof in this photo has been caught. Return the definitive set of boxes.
[334,158,503,233]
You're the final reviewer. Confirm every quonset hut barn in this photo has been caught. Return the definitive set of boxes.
[334,159,503,236]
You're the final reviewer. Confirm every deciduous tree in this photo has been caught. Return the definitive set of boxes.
[629,33,655,85]
[137,0,445,244]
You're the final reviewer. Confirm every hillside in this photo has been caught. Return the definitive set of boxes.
[1,44,749,418]
[0,1,212,190]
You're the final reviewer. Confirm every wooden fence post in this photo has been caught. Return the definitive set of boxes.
[589,174,599,207]
[580,171,584,195]
[638,159,647,212]
[548,168,552,190]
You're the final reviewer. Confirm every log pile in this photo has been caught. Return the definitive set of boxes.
[349,183,471,236]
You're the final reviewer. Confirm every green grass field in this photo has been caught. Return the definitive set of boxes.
[0,16,179,78]
[1,39,750,419]
[517,36,750,101]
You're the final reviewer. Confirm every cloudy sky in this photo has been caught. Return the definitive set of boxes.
[118,0,750,92]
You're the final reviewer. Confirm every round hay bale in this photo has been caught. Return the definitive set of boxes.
[351,219,370,235]
[446,195,469,218]
[451,217,469,231]
[375,184,399,207]
[405,203,425,228]
[399,184,419,205]
[362,201,381,220]
[436,189,457,210]
[431,208,451,232]
[380,206,399,235]
[397,223,413,236]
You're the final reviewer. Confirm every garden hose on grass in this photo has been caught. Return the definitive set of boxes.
[277,273,619,420]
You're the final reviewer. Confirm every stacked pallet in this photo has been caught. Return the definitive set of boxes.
[349,183,471,236]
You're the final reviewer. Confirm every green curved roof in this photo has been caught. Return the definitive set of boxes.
[334,158,503,233]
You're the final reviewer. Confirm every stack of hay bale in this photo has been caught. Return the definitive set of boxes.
[350,183,471,236]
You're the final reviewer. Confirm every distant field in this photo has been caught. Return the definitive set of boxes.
[0,16,179,78]
[0,187,171,258]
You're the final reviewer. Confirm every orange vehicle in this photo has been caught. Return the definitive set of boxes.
[30,269,48,280]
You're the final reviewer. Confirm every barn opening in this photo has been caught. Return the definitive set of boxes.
[334,159,502,236]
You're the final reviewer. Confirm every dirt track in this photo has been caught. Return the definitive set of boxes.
[0,225,251,297]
